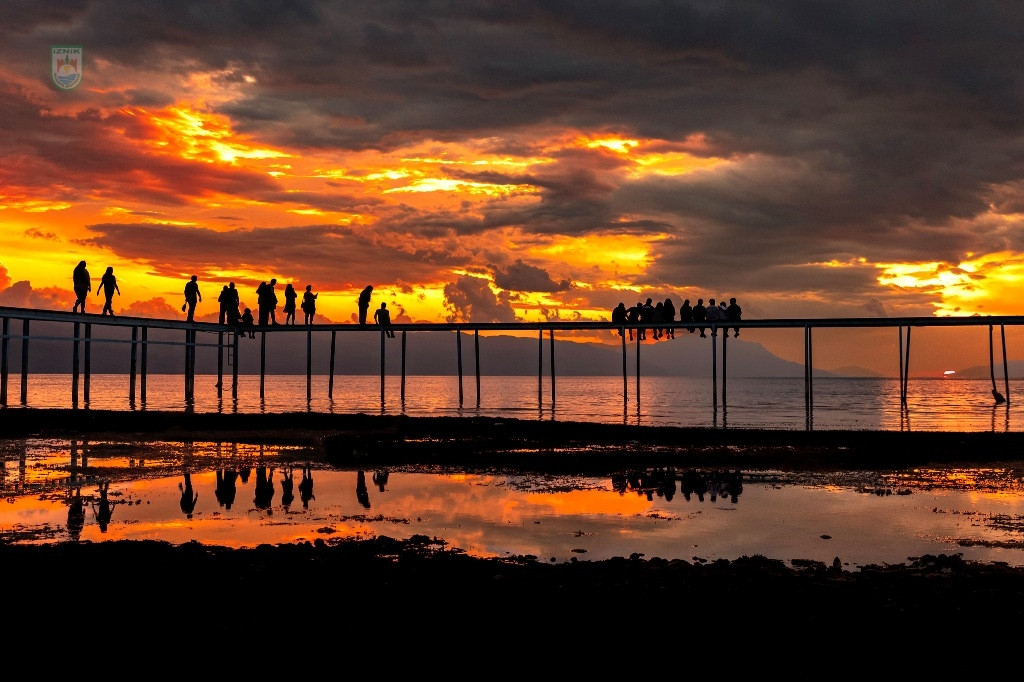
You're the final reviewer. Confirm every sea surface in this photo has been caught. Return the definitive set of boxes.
[4,373,1021,431]
[3,374,1024,567]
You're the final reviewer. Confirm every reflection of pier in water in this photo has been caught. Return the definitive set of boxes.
[0,305,1019,425]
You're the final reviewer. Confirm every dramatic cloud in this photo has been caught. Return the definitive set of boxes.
[1,1,1023,372]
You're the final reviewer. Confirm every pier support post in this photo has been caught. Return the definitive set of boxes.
[474,329,481,407]
[1,317,8,406]
[20,319,28,404]
[129,326,138,405]
[328,330,336,399]
[141,326,148,404]
[457,329,464,406]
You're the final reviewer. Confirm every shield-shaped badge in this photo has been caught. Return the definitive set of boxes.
[51,45,83,90]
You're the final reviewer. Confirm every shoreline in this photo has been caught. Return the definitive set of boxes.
[3,407,1024,472]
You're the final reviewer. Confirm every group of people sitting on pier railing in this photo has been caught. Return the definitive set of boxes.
[611,296,742,341]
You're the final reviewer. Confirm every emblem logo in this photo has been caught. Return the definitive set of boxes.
[51,45,83,90]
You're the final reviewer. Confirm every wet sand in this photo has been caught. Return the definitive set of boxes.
[5,408,1024,643]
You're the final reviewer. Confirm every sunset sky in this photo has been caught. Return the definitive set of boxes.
[2,1,1023,374]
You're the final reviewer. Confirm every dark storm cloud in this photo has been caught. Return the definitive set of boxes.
[4,1,1024,317]
[81,221,465,291]
[0,82,280,205]
[443,275,517,323]
[491,259,570,293]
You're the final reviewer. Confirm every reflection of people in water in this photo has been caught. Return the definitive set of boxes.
[298,465,314,509]
[215,468,239,510]
[67,486,86,541]
[179,471,198,518]
[91,481,113,532]
[372,469,389,492]
[356,469,370,509]
[253,466,275,510]
[280,467,294,509]
[677,468,743,504]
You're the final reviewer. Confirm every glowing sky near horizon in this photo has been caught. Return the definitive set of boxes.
[2,1,1024,373]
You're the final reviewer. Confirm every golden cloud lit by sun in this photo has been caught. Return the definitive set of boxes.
[127,104,289,165]
[877,251,1024,316]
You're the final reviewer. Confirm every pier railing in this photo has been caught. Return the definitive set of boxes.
[0,305,1019,416]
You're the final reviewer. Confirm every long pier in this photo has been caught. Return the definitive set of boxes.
[0,306,1018,417]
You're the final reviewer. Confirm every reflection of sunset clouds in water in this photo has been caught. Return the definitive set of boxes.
[5,448,1024,569]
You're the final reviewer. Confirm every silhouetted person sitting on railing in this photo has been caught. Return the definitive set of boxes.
[611,302,627,337]
[179,471,198,518]
[374,302,395,338]
[237,307,255,338]
[679,299,693,333]
[299,464,314,509]
[725,297,742,338]
[625,302,642,341]
[692,298,707,338]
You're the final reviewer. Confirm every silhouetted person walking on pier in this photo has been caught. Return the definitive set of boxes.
[219,283,239,325]
[96,266,120,316]
[257,279,278,326]
[183,275,201,322]
[358,285,373,325]
[72,260,90,313]
[302,285,318,324]
[226,282,240,325]
[283,283,297,325]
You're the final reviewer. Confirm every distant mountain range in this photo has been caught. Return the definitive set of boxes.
[10,322,1020,378]
[14,322,839,377]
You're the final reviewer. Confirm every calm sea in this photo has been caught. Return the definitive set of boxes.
[6,373,1020,431]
